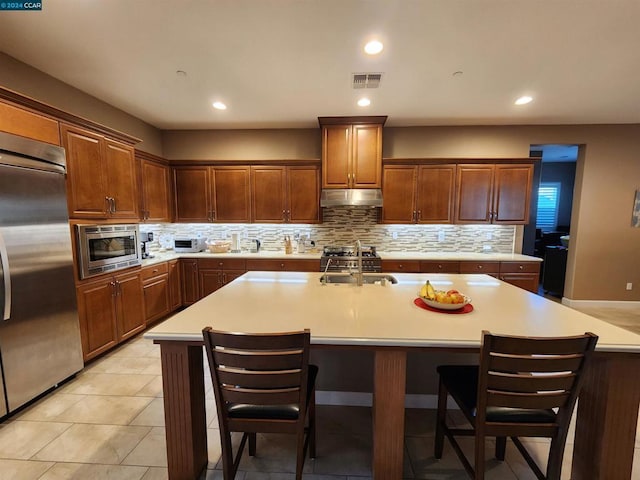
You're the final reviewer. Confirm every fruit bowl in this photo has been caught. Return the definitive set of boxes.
[417,294,472,310]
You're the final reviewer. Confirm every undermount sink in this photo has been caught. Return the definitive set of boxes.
[320,273,398,285]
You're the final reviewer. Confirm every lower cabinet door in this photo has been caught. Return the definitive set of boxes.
[168,260,182,311]
[76,278,118,361]
[199,269,223,298]
[143,274,170,324]
[500,273,540,293]
[180,259,199,306]
[115,271,145,341]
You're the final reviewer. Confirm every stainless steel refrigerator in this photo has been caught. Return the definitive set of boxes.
[0,131,83,417]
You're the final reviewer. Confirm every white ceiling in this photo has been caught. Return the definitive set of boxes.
[1,1,639,130]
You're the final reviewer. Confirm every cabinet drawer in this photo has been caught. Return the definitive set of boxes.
[381,260,420,272]
[499,261,541,274]
[141,262,169,281]
[420,261,460,273]
[459,261,500,274]
[246,259,288,271]
[198,258,246,270]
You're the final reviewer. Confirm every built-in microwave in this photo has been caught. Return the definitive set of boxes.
[76,224,141,279]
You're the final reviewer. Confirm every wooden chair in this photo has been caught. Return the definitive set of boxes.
[434,330,598,480]
[202,327,317,480]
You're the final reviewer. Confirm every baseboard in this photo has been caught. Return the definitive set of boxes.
[562,298,640,309]
[316,391,457,409]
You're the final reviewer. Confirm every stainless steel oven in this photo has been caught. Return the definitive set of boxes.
[76,224,141,279]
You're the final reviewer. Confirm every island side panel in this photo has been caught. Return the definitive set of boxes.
[159,341,208,480]
[372,349,407,479]
[572,354,640,480]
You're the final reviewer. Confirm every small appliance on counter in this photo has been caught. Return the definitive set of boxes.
[140,232,154,259]
[250,239,261,253]
[231,233,241,253]
[174,237,205,253]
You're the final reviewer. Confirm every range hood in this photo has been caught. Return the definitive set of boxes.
[320,188,383,208]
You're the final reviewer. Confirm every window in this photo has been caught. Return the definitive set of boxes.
[536,183,561,231]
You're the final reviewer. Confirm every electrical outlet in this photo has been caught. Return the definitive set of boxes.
[392,231,398,240]
[438,231,445,242]
[626,283,633,290]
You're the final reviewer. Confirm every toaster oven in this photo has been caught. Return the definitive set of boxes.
[173,237,205,253]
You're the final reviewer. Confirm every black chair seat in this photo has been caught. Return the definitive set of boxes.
[437,365,556,423]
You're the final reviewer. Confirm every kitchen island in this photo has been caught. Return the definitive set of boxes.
[145,271,640,480]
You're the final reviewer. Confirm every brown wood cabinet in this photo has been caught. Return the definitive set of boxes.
[0,100,60,145]
[62,123,139,220]
[142,263,170,325]
[382,164,456,224]
[180,259,199,306]
[76,270,144,361]
[251,165,320,223]
[381,260,421,273]
[198,258,246,298]
[138,153,172,222]
[420,261,461,273]
[455,163,533,224]
[319,117,386,189]
[168,259,182,311]
[499,261,540,293]
[174,166,251,223]
[245,258,320,272]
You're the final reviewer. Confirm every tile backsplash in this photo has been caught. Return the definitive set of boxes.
[141,207,516,254]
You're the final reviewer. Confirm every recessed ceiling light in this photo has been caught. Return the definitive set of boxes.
[452,71,463,77]
[357,98,371,107]
[515,95,533,105]
[176,70,187,77]
[364,40,383,55]
[212,101,227,110]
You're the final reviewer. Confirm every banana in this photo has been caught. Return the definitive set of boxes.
[420,280,436,300]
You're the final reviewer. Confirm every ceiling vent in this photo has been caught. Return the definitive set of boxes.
[352,73,382,89]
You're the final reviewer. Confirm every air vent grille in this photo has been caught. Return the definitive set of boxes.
[352,73,382,89]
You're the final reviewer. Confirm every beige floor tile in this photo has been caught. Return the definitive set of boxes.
[0,420,71,459]
[504,439,572,480]
[405,407,437,437]
[16,393,86,422]
[32,423,151,464]
[85,355,160,375]
[315,405,372,435]
[312,432,371,477]
[141,467,168,480]
[130,398,166,427]
[52,395,153,425]
[122,427,167,467]
[109,339,158,358]
[204,470,245,480]
[634,448,640,480]
[62,372,158,396]
[207,427,223,470]
[38,463,149,480]
[0,459,54,480]
[135,376,164,398]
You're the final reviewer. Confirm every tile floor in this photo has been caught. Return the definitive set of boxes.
[1,305,639,480]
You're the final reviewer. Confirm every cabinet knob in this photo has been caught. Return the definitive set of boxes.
[280,263,285,269]
[398,264,404,269]
[519,265,524,270]
[478,265,483,270]
[438,264,443,269]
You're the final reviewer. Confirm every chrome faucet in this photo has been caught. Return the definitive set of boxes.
[322,258,332,285]
[355,240,364,286]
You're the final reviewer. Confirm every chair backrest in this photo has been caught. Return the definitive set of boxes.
[476,330,598,423]
[202,327,311,416]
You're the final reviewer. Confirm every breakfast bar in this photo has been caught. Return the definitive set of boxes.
[145,271,640,480]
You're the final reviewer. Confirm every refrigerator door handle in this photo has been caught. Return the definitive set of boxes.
[0,231,11,320]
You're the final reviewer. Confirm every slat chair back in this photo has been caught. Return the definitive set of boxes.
[203,327,315,480]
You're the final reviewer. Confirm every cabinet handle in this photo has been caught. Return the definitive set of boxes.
[280,263,285,269]
[478,265,483,270]
[211,210,216,221]
[111,197,116,213]
[286,210,291,222]
[282,210,286,221]
[417,210,421,221]
[110,281,116,296]
[105,196,111,213]
[438,264,443,269]
[222,273,227,284]
[519,265,524,270]
[398,264,404,269]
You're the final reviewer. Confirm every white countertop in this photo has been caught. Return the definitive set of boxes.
[144,271,639,353]
[141,250,540,267]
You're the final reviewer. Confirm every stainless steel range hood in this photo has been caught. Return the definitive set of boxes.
[320,188,383,208]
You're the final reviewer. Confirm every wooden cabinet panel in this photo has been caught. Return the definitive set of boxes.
[104,140,139,219]
[0,100,60,145]
[168,259,182,311]
[352,124,382,187]
[493,164,533,224]
[76,279,118,361]
[198,258,246,270]
[416,165,456,223]
[180,259,200,306]
[114,271,145,341]
[499,261,540,273]
[141,262,169,281]
[251,166,287,222]
[143,274,170,325]
[62,125,109,219]
[322,125,351,188]
[140,158,171,222]
[459,261,500,275]
[381,260,421,273]
[455,164,494,223]
[198,258,246,298]
[288,166,320,223]
[174,167,211,222]
[212,167,251,222]
[499,273,540,293]
[245,258,320,272]
[420,261,461,273]
[381,166,416,224]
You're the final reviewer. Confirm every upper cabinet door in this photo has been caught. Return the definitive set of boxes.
[416,165,456,224]
[351,124,382,188]
[251,166,287,223]
[104,139,139,219]
[287,166,320,223]
[322,125,351,188]
[493,164,533,224]
[212,166,251,222]
[455,164,495,224]
[173,166,212,222]
[61,124,109,219]
[381,165,417,224]
[140,159,172,222]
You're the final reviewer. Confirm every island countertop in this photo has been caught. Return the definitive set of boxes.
[144,271,638,352]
